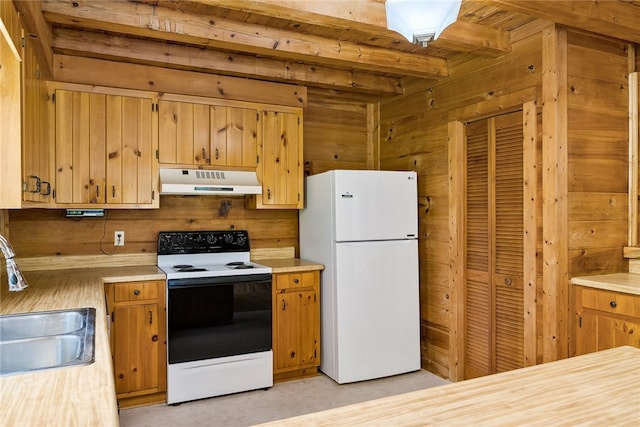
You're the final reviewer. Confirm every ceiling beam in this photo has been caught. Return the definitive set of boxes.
[51,28,404,95]
[175,0,511,56]
[485,0,640,43]
[52,54,308,107]
[42,0,449,79]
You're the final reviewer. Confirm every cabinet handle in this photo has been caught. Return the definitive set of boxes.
[610,301,617,308]
[41,181,51,196]
[149,310,153,324]
[215,148,219,160]
[112,186,116,198]
[28,175,41,193]
[133,289,140,296]
[281,299,286,311]
[96,185,100,198]
[267,188,271,200]
[202,148,207,160]
[504,278,512,286]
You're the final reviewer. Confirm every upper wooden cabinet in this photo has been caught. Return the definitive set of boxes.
[21,32,52,204]
[0,3,23,208]
[247,108,304,209]
[49,83,159,208]
[158,97,258,168]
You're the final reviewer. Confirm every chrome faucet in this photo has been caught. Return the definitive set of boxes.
[0,233,28,291]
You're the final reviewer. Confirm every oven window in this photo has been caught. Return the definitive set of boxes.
[167,274,272,364]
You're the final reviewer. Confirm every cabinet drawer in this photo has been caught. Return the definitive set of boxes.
[114,281,160,302]
[275,271,317,290]
[580,287,640,317]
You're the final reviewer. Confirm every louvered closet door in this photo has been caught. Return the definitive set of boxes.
[464,111,524,379]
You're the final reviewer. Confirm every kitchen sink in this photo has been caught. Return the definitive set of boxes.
[0,308,88,341]
[0,308,96,377]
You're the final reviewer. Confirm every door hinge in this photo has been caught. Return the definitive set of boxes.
[298,117,300,125]
[256,155,260,164]
[156,149,159,159]
[51,93,56,103]
[257,112,259,121]
[21,37,25,48]
[298,193,300,201]
[152,190,155,200]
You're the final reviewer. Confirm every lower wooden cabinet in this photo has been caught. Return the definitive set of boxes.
[272,270,320,381]
[575,286,640,356]
[105,280,167,407]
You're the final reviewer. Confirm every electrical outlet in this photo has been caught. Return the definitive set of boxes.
[114,231,125,246]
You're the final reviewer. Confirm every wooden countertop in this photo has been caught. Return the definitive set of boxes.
[257,346,640,426]
[0,266,164,427]
[257,258,324,273]
[571,273,640,295]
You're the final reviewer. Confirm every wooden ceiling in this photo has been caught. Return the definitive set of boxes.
[15,0,640,99]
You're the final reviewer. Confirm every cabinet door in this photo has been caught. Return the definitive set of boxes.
[251,110,303,209]
[576,311,640,355]
[22,34,51,203]
[55,90,106,204]
[210,106,258,167]
[106,95,155,204]
[274,288,318,372]
[0,13,23,208]
[158,100,209,165]
[113,303,161,395]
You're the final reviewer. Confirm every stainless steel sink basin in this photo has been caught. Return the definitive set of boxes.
[0,308,87,341]
[0,308,95,376]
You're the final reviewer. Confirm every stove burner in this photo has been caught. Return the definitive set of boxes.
[173,264,193,269]
[225,261,245,266]
[232,264,255,269]
[175,267,208,272]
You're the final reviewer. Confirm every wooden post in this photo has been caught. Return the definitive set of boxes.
[448,120,466,381]
[541,24,569,362]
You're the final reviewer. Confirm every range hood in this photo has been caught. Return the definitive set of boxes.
[159,168,262,196]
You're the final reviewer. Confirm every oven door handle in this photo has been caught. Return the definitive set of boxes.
[168,274,272,289]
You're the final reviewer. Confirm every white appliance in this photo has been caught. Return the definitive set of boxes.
[299,169,420,384]
[157,230,273,404]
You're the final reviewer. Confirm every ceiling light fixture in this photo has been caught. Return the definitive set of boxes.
[385,0,462,47]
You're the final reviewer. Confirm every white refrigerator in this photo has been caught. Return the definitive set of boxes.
[299,169,420,384]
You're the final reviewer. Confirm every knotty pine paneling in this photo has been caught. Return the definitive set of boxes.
[8,196,298,257]
[567,29,630,277]
[303,96,369,176]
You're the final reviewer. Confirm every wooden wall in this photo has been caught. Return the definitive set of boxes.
[379,25,632,379]
[566,30,629,277]
[379,29,544,379]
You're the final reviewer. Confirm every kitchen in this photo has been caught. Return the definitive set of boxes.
[1,0,639,425]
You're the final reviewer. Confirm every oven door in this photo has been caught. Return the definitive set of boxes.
[167,273,272,364]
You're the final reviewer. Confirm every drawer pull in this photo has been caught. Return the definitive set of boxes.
[293,278,299,284]
[152,335,158,342]
[133,289,140,296]
[504,278,512,286]
[609,301,617,308]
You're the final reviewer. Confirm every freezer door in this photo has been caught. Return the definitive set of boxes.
[332,239,420,383]
[333,170,417,242]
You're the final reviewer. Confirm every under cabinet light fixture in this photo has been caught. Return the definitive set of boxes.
[385,0,462,47]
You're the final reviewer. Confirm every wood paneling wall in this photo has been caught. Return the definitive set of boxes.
[566,30,629,277]
[380,31,544,379]
[303,91,370,176]
[8,196,298,257]
[381,25,632,379]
